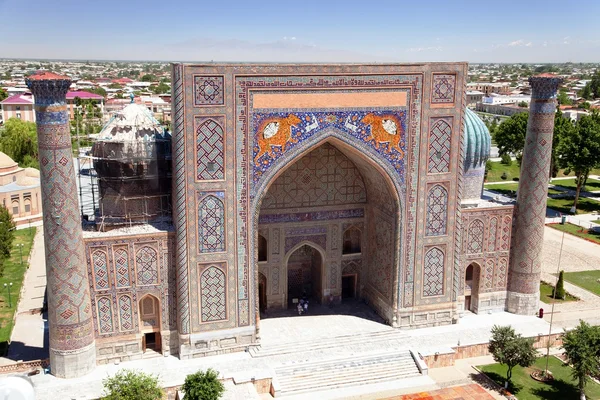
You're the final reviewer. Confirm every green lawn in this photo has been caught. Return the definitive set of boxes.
[539,281,578,303]
[479,356,600,400]
[547,187,566,195]
[593,220,600,225]
[486,161,521,183]
[486,160,600,184]
[547,223,600,245]
[562,270,600,296]
[484,182,519,197]
[546,196,600,215]
[551,178,600,191]
[0,228,36,356]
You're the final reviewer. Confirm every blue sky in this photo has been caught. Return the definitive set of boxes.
[1,0,599,63]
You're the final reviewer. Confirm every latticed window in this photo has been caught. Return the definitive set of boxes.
[198,194,225,253]
[426,185,448,236]
[423,247,445,297]
[200,266,227,322]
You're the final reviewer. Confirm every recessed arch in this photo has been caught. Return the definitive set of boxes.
[283,241,327,307]
[464,262,482,313]
[251,129,405,325]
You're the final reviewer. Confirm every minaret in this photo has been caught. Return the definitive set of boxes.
[26,72,96,378]
[507,74,562,315]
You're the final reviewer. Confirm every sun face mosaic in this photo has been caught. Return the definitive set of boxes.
[251,110,408,186]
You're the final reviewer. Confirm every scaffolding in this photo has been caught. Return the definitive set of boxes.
[76,103,172,232]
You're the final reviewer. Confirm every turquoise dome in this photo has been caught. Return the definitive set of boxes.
[463,108,491,168]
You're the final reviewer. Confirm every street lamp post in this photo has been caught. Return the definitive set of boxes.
[17,243,24,269]
[4,283,13,308]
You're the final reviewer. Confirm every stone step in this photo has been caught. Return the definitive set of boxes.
[252,329,404,358]
[274,350,421,396]
[275,351,414,375]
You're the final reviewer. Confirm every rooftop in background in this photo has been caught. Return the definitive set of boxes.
[0,94,33,105]
[66,91,104,100]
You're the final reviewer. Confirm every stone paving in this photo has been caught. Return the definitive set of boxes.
[385,384,495,400]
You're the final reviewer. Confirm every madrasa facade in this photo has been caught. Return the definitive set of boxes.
[25,64,561,378]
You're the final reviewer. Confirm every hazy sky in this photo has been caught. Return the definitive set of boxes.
[1,0,599,63]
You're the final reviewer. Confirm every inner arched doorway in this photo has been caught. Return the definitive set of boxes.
[286,244,324,307]
[254,137,401,324]
[139,294,161,353]
[464,263,481,313]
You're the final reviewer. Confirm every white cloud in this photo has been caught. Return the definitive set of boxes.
[406,46,442,52]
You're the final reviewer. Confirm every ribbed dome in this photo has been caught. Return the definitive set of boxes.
[463,108,491,168]
[0,152,18,169]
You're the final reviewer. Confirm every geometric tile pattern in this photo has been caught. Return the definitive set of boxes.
[431,74,456,104]
[172,63,190,335]
[194,76,224,106]
[118,295,134,331]
[26,74,96,353]
[501,216,511,251]
[487,217,498,252]
[467,219,484,254]
[426,185,448,236]
[196,117,225,180]
[114,247,130,288]
[92,250,109,290]
[368,218,393,300]
[508,76,560,296]
[496,258,508,289]
[484,259,494,291]
[136,245,159,285]
[423,247,444,297]
[198,193,226,253]
[200,266,227,322]
[261,143,367,209]
[97,297,113,334]
[428,119,452,173]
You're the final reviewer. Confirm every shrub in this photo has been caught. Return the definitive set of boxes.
[101,369,163,400]
[500,153,512,166]
[554,270,566,300]
[501,172,508,180]
[181,368,225,400]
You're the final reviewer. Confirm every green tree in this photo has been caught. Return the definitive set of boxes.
[554,270,566,300]
[141,74,157,82]
[87,87,107,98]
[558,89,573,105]
[488,325,537,387]
[101,369,163,400]
[550,110,575,178]
[150,82,169,95]
[580,85,592,100]
[562,321,600,400]
[580,101,591,110]
[495,112,529,164]
[0,205,15,261]
[0,88,7,102]
[517,101,529,108]
[500,153,512,166]
[0,118,38,168]
[556,111,600,212]
[181,369,225,400]
[108,83,123,89]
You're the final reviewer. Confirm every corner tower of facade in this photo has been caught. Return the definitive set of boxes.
[507,74,562,315]
[26,71,96,377]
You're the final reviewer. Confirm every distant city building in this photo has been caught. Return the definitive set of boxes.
[0,152,42,226]
[65,90,105,119]
[0,93,35,122]
[467,82,511,96]
[466,90,484,108]
[476,102,527,116]
[482,94,531,105]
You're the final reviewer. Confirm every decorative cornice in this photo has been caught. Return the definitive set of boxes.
[25,71,71,105]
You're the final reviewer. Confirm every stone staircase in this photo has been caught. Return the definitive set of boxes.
[251,329,406,358]
[273,350,421,396]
